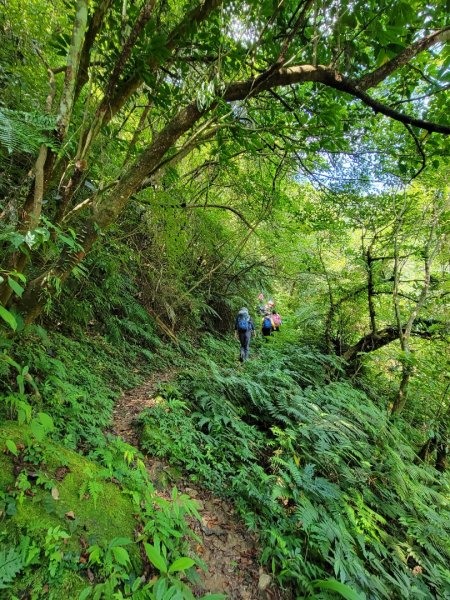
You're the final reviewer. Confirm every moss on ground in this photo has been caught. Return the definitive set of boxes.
[0,421,140,598]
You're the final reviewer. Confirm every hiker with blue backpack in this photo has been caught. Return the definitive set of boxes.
[261,312,274,339]
[234,308,255,362]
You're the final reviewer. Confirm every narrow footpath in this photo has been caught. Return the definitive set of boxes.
[111,372,279,600]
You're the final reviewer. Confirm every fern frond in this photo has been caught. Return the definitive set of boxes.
[0,108,57,155]
[0,547,24,590]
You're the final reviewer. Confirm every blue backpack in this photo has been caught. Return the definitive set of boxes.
[263,316,272,329]
[237,313,250,332]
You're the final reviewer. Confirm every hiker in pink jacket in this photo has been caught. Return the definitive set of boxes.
[271,310,282,332]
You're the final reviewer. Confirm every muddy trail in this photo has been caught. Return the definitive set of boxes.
[111,372,279,599]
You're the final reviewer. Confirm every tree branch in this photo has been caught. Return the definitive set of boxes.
[358,26,450,91]
[341,322,441,362]
[74,0,113,101]
[106,0,225,124]
[182,203,253,229]
[403,122,426,180]
[223,65,450,134]
[57,0,89,139]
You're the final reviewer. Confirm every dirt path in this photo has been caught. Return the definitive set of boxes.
[111,373,278,599]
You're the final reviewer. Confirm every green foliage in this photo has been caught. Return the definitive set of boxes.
[314,579,366,600]
[0,304,18,331]
[0,325,148,449]
[0,546,24,590]
[140,335,450,598]
[0,108,56,155]
[0,421,205,599]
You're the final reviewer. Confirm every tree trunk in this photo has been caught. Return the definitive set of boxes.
[435,443,447,472]
[391,366,412,414]
[366,248,377,333]
[417,437,436,462]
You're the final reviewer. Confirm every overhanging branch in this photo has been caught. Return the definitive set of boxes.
[223,65,450,134]
[358,26,450,91]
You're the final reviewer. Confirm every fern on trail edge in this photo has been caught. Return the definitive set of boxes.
[140,335,450,599]
[0,547,24,590]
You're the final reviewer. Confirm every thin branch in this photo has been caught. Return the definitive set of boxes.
[182,203,253,229]
[29,46,56,228]
[106,0,225,123]
[403,122,426,180]
[391,83,450,106]
[358,26,450,91]
[74,0,113,100]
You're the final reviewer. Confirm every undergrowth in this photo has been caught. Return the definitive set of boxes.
[140,334,450,599]
[0,324,152,450]
[0,422,218,599]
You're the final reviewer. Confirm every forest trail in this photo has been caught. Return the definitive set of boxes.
[111,373,278,599]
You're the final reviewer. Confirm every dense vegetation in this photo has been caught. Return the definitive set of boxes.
[1,0,449,598]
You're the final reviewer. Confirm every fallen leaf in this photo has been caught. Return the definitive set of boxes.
[65,510,75,520]
[55,466,70,480]
[79,536,88,550]
[87,568,95,582]
[51,487,60,500]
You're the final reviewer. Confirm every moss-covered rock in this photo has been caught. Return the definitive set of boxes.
[0,421,140,598]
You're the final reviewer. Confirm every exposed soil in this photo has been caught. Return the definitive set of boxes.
[111,373,280,599]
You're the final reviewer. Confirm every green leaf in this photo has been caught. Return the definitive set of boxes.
[153,577,168,600]
[78,587,92,600]
[5,439,18,456]
[24,231,38,249]
[30,420,46,442]
[0,306,17,331]
[112,546,130,566]
[168,557,195,573]
[314,579,366,600]
[11,271,26,283]
[109,537,132,548]
[7,278,24,298]
[87,545,102,565]
[38,412,54,432]
[144,543,167,573]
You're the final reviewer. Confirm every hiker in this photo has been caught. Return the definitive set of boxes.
[257,293,266,315]
[271,309,282,332]
[264,299,274,313]
[261,313,274,339]
[234,307,255,362]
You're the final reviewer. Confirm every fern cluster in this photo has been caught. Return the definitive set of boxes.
[0,324,146,450]
[140,335,450,599]
[0,108,56,155]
